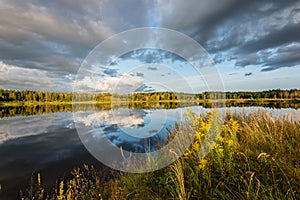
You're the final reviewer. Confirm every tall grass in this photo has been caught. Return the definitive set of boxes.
[22,109,300,199]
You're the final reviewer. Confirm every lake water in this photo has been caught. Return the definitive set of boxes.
[0,104,299,199]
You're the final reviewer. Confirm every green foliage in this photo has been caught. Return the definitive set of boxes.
[1,88,299,107]
[225,89,300,100]
[0,88,73,103]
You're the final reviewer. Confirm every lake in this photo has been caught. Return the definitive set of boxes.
[0,103,299,199]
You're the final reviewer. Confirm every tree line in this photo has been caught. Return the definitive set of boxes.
[0,88,299,104]
[195,89,300,100]
[0,89,72,102]
[224,89,300,99]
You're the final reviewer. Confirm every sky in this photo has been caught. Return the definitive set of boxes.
[0,0,300,92]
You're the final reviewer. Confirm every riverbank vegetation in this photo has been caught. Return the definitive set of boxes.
[1,88,299,106]
[21,109,300,199]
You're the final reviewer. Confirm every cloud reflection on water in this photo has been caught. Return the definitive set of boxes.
[0,112,74,144]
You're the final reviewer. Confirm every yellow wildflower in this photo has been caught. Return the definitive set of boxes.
[214,143,224,154]
[184,150,191,158]
[199,121,210,132]
[228,118,239,133]
[198,159,208,169]
[195,131,201,140]
[37,173,41,187]
[227,139,234,147]
[218,136,224,143]
[192,142,200,152]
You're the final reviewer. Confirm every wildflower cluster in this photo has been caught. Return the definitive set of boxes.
[183,110,212,160]
[183,110,240,172]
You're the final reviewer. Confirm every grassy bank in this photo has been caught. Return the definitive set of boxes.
[21,110,300,199]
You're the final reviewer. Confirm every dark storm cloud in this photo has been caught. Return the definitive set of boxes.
[235,42,300,70]
[184,0,298,50]
[0,0,113,74]
[214,1,300,70]
[121,0,300,72]
[160,0,300,71]
[239,24,300,54]
[1,0,300,91]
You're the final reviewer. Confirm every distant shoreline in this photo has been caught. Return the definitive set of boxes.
[1,88,299,107]
[1,98,300,107]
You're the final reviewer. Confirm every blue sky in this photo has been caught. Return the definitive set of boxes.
[0,0,299,92]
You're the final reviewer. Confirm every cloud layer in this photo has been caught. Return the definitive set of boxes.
[0,0,299,91]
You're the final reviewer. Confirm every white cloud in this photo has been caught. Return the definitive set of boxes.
[75,109,144,128]
[75,73,144,93]
[0,112,74,144]
[0,61,75,91]
[0,61,54,90]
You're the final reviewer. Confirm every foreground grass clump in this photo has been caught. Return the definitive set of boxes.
[22,110,300,199]
[21,165,107,200]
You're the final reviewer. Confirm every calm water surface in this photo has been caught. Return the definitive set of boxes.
[0,105,299,199]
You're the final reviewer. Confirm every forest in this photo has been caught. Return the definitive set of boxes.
[0,88,299,104]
